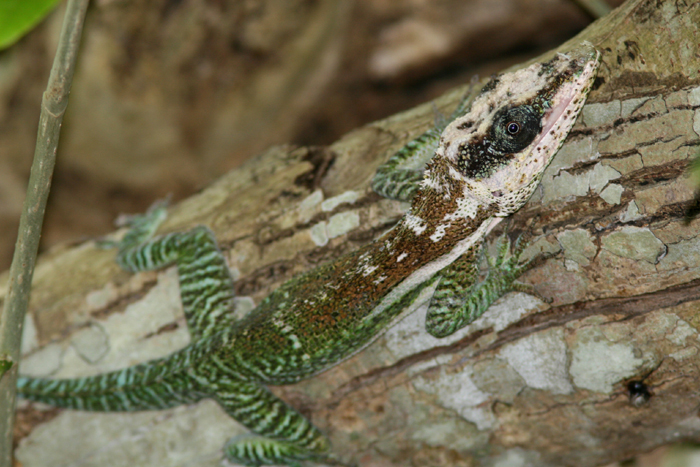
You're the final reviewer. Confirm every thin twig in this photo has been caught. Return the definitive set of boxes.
[0,0,90,464]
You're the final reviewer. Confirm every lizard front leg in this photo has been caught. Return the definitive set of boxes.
[372,84,477,202]
[425,234,544,338]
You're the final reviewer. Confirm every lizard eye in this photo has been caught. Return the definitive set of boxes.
[490,105,542,153]
[506,122,520,135]
[455,104,543,179]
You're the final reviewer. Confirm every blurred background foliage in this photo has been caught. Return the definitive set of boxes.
[0,0,60,49]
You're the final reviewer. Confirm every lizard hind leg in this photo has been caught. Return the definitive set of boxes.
[110,200,238,341]
[214,380,331,466]
[425,233,547,338]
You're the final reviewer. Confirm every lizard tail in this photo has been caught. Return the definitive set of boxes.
[17,345,208,412]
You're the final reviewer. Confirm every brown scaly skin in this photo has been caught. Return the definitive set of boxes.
[18,44,600,466]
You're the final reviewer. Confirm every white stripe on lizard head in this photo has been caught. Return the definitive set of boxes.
[423,43,600,218]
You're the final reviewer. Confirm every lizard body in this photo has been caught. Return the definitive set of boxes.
[17,44,599,466]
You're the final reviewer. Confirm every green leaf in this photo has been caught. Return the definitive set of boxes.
[0,0,62,50]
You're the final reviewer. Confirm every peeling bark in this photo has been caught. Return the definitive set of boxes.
[5,0,700,466]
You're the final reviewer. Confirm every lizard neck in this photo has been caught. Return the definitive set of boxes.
[354,157,500,294]
[342,180,500,325]
[402,154,497,242]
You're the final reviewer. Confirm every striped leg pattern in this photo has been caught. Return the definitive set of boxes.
[17,202,225,411]
[115,202,237,341]
[215,381,330,467]
[115,204,330,466]
[371,126,441,202]
[17,345,208,411]
[425,234,541,338]
[372,82,477,202]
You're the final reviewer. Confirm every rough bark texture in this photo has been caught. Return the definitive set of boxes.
[5,0,700,466]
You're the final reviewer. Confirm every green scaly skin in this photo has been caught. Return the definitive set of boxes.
[17,44,600,466]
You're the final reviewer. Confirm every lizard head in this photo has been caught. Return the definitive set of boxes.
[422,43,600,218]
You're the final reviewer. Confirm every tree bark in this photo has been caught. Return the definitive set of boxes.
[6,0,700,466]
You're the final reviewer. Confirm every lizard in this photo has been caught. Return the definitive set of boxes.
[16,43,600,467]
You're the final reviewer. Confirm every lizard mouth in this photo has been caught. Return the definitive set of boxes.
[533,54,598,151]
[535,85,582,150]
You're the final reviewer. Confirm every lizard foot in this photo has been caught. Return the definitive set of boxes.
[484,231,551,303]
